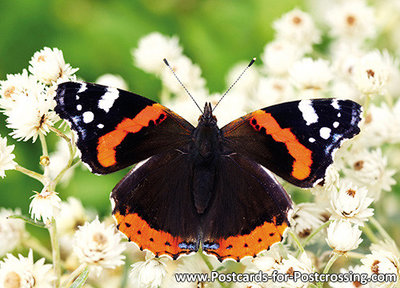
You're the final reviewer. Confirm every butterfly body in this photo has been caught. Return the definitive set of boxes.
[55,81,362,261]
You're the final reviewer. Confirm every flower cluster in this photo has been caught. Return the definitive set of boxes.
[1,0,400,287]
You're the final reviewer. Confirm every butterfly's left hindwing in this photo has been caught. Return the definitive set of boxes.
[222,99,362,187]
[55,82,194,174]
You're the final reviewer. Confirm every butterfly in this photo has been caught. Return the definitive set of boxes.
[55,79,362,262]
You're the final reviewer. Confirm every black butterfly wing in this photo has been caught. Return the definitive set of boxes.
[55,82,194,174]
[201,153,291,261]
[111,149,200,259]
[221,99,362,187]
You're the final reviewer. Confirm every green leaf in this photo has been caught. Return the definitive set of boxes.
[70,267,89,288]
[7,215,46,228]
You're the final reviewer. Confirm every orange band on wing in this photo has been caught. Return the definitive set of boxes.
[114,211,193,258]
[205,217,288,261]
[251,111,312,180]
[97,104,167,167]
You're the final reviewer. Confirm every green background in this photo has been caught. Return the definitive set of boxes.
[0,0,304,215]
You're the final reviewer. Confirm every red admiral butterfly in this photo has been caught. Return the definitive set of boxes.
[55,75,362,262]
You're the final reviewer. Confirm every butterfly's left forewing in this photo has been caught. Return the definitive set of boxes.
[221,99,362,187]
[55,82,194,174]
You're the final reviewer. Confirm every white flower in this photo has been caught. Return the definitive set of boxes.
[312,164,340,204]
[0,208,25,256]
[289,58,333,92]
[274,253,314,288]
[331,41,365,79]
[5,91,58,142]
[0,250,55,288]
[327,0,376,42]
[329,181,374,225]
[273,9,321,52]
[96,74,128,90]
[0,70,38,110]
[0,136,17,178]
[133,32,183,75]
[326,220,362,253]
[261,40,303,76]
[361,245,400,288]
[209,91,247,127]
[29,187,61,224]
[342,148,396,200]
[73,217,126,276]
[290,203,327,241]
[29,47,78,85]
[352,50,390,96]
[330,265,371,288]
[160,55,206,97]
[331,79,362,102]
[130,257,167,288]
[254,77,295,107]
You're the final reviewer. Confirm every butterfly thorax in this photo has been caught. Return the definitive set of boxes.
[191,102,222,214]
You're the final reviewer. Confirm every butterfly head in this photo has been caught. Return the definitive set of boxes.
[199,102,217,126]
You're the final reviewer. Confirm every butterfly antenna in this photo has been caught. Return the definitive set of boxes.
[212,57,256,112]
[163,58,203,113]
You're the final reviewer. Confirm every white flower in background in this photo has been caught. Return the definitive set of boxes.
[326,0,376,42]
[289,58,333,92]
[209,91,247,127]
[360,103,400,147]
[0,136,17,178]
[5,92,58,142]
[331,79,361,102]
[29,187,61,224]
[254,77,295,107]
[56,197,88,236]
[331,41,365,79]
[161,55,206,97]
[330,181,374,225]
[48,138,76,185]
[130,257,167,288]
[352,50,390,96]
[133,32,183,75]
[274,253,314,288]
[0,208,25,256]
[273,9,321,52]
[73,217,126,276]
[0,250,55,288]
[343,148,396,200]
[330,265,371,288]
[96,73,128,90]
[261,40,303,76]
[326,220,362,253]
[381,50,400,97]
[251,244,283,273]
[290,203,327,241]
[312,165,340,204]
[29,47,78,85]
[225,61,259,96]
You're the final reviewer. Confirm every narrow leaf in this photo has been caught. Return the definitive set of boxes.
[7,215,46,228]
[70,267,89,288]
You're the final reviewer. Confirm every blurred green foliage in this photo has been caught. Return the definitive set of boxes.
[0,0,303,216]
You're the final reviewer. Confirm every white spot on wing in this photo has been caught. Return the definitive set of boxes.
[98,87,119,113]
[333,121,339,128]
[82,111,94,123]
[332,99,340,110]
[77,104,82,111]
[97,123,104,129]
[320,127,331,139]
[77,83,87,93]
[309,137,316,143]
[298,100,318,126]
[337,112,341,118]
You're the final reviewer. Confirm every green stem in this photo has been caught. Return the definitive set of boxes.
[297,220,332,257]
[39,132,50,178]
[362,224,379,244]
[199,252,228,288]
[61,264,87,288]
[15,165,44,183]
[289,230,305,255]
[22,237,53,261]
[317,252,341,288]
[49,217,61,288]
[369,217,392,241]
